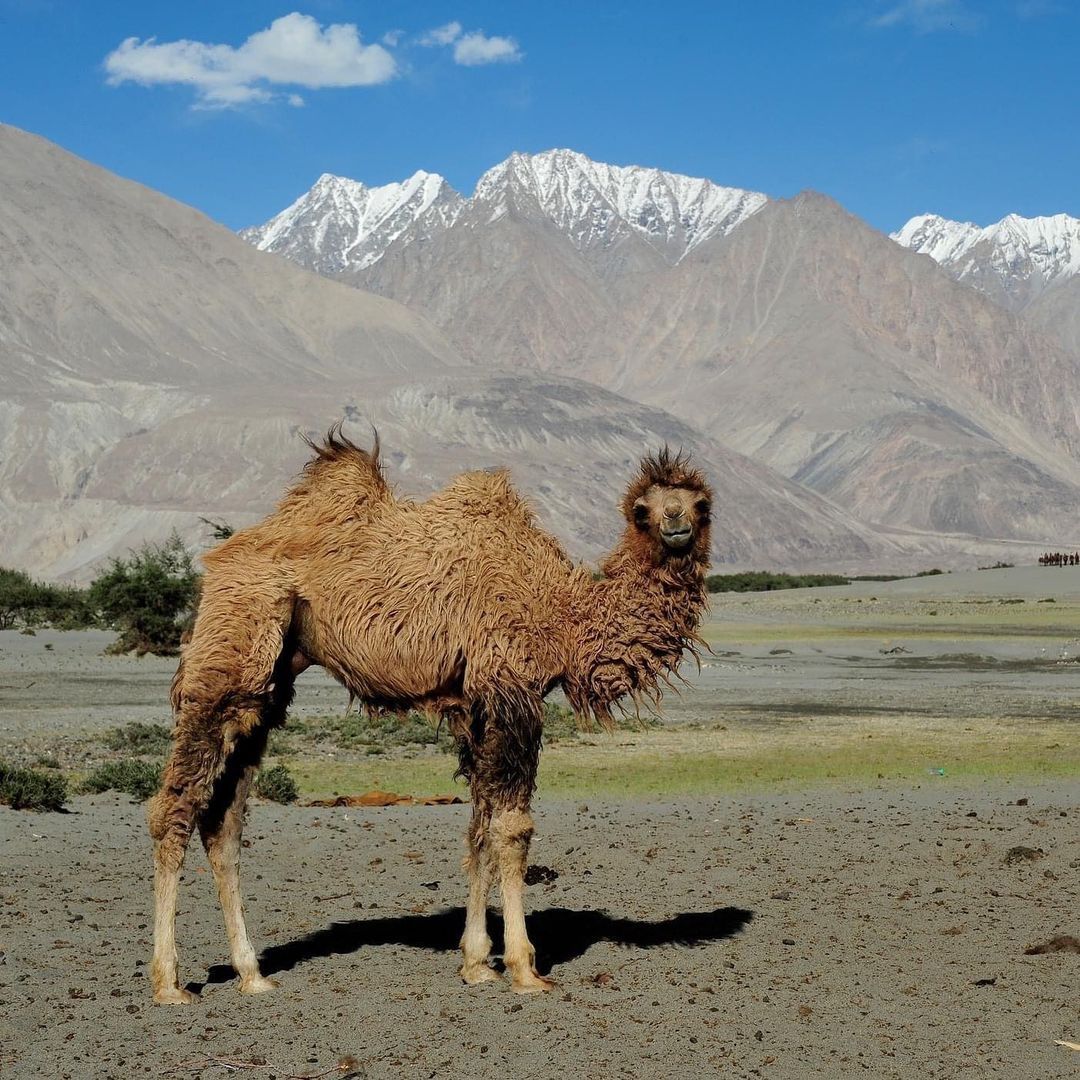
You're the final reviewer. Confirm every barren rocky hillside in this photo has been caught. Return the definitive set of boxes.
[0,125,914,579]
[247,160,1080,546]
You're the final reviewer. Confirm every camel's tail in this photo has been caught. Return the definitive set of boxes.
[275,422,393,527]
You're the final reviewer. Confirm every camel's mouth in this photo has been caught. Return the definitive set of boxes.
[660,526,693,549]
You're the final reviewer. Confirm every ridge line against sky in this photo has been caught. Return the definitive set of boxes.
[0,1,1076,235]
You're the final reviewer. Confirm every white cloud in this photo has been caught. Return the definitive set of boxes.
[453,30,522,66]
[418,20,522,65]
[418,21,463,47]
[868,0,979,32]
[381,29,404,47]
[104,12,397,109]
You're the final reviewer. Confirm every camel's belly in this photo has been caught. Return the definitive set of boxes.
[294,598,466,706]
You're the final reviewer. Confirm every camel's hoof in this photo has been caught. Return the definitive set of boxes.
[153,986,199,1006]
[510,972,556,995]
[460,963,502,986]
[239,975,280,995]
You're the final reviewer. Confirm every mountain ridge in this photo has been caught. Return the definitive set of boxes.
[242,148,769,274]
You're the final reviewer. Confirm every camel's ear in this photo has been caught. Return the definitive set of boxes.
[632,498,650,528]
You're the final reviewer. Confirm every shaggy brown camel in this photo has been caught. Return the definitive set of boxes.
[148,431,712,1003]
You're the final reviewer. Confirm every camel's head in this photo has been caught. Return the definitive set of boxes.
[622,448,712,563]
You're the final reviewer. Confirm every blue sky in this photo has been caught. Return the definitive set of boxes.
[0,0,1076,233]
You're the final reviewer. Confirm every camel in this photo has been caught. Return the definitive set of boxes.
[148,429,713,1003]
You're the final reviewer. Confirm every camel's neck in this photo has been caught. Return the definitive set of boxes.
[559,532,708,726]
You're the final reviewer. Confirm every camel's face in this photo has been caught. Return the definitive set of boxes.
[632,485,711,552]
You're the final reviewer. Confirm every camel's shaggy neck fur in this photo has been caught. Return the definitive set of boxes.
[148,432,713,1003]
[560,450,711,725]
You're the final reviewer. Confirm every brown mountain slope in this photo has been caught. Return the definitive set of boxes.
[1025,276,1080,359]
[344,207,646,373]
[597,194,1080,539]
[0,123,457,395]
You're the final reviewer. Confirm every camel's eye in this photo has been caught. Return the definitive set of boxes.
[633,500,650,527]
[695,499,711,518]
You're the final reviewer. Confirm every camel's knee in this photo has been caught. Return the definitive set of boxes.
[149,756,217,839]
[491,808,534,846]
[490,808,534,871]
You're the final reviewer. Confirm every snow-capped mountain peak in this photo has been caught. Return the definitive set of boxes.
[474,148,767,258]
[242,150,768,273]
[242,170,466,273]
[892,210,1080,308]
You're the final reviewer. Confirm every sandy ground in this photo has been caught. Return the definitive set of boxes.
[2,786,1078,1079]
[1,565,1079,1078]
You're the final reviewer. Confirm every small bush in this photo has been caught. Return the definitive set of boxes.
[89,532,200,656]
[255,764,298,804]
[82,760,163,801]
[0,762,68,811]
[104,721,172,755]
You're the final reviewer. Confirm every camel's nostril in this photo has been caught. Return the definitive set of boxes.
[663,501,682,519]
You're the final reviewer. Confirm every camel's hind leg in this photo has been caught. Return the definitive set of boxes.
[196,708,280,992]
[148,725,227,1004]
[148,579,294,1004]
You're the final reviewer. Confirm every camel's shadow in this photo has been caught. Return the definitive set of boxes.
[200,905,753,987]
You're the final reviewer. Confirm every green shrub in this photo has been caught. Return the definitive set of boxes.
[706,571,850,593]
[89,532,200,656]
[255,764,298,804]
[0,568,94,630]
[320,710,454,751]
[104,721,172,754]
[0,762,68,811]
[82,760,163,801]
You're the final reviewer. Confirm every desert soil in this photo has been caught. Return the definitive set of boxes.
[1,564,1078,1078]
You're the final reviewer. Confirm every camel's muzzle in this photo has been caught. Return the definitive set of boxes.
[660,524,693,548]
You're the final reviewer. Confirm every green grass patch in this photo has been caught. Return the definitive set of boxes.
[280,728,1080,801]
[82,759,162,801]
[0,761,68,811]
[267,702,647,757]
[103,721,172,755]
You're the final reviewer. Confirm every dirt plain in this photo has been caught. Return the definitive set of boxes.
[1,565,1078,1079]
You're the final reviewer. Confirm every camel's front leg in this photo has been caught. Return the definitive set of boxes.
[459,797,500,985]
[490,805,554,993]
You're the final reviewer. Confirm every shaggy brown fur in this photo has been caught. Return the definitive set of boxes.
[148,430,712,1003]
